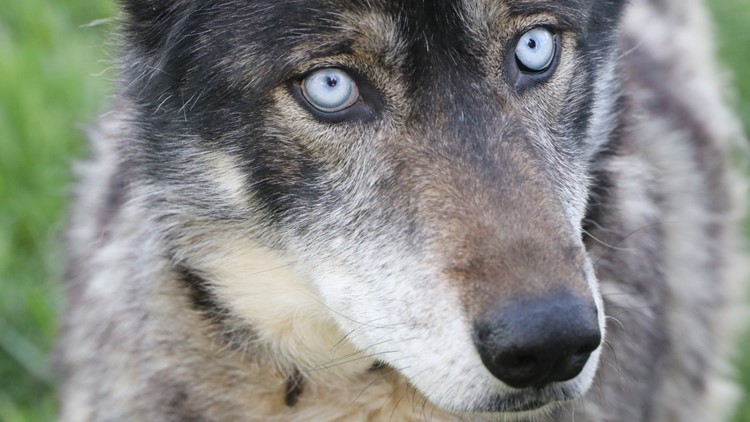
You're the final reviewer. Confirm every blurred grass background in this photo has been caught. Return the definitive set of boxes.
[0,0,747,420]
[0,1,116,420]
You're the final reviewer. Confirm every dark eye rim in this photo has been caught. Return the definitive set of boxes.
[506,26,562,91]
[290,66,380,124]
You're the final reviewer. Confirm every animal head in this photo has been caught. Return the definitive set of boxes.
[119,0,627,415]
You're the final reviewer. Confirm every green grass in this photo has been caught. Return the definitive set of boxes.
[0,0,116,420]
[0,1,748,420]
[707,1,750,420]
[710,0,750,130]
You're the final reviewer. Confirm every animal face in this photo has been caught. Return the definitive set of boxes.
[121,0,626,414]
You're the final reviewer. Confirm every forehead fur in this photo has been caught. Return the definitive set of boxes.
[120,0,626,86]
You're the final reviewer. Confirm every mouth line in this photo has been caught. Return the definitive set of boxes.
[474,385,578,414]
[503,400,549,413]
[483,398,552,414]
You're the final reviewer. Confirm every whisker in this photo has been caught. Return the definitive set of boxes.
[389,393,407,422]
[601,291,640,298]
[582,228,631,251]
[295,288,402,329]
[348,366,403,407]
[603,340,623,386]
[609,308,656,322]
[590,219,696,265]
[304,347,397,372]
[330,316,393,355]
[605,315,626,330]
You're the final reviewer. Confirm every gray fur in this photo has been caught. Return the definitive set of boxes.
[57,0,746,420]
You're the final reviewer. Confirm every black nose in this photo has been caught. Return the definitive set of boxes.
[473,291,601,389]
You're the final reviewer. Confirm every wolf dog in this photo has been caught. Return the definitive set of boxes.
[58,0,746,420]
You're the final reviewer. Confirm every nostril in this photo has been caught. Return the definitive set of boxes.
[513,355,536,368]
[506,353,540,379]
[552,351,593,382]
[573,351,592,364]
[491,349,550,389]
[577,331,602,356]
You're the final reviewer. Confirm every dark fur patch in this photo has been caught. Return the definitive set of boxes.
[175,267,263,352]
[284,369,305,407]
[101,174,127,229]
[369,361,387,372]
[176,266,229,321]
[162,382,203,422]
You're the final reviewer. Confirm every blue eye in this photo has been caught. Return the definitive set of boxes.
[301,68,359,113]
[515,28,556,73]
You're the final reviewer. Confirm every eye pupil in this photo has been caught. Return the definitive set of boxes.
[527,39,537,49]
[326,77,337,87]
